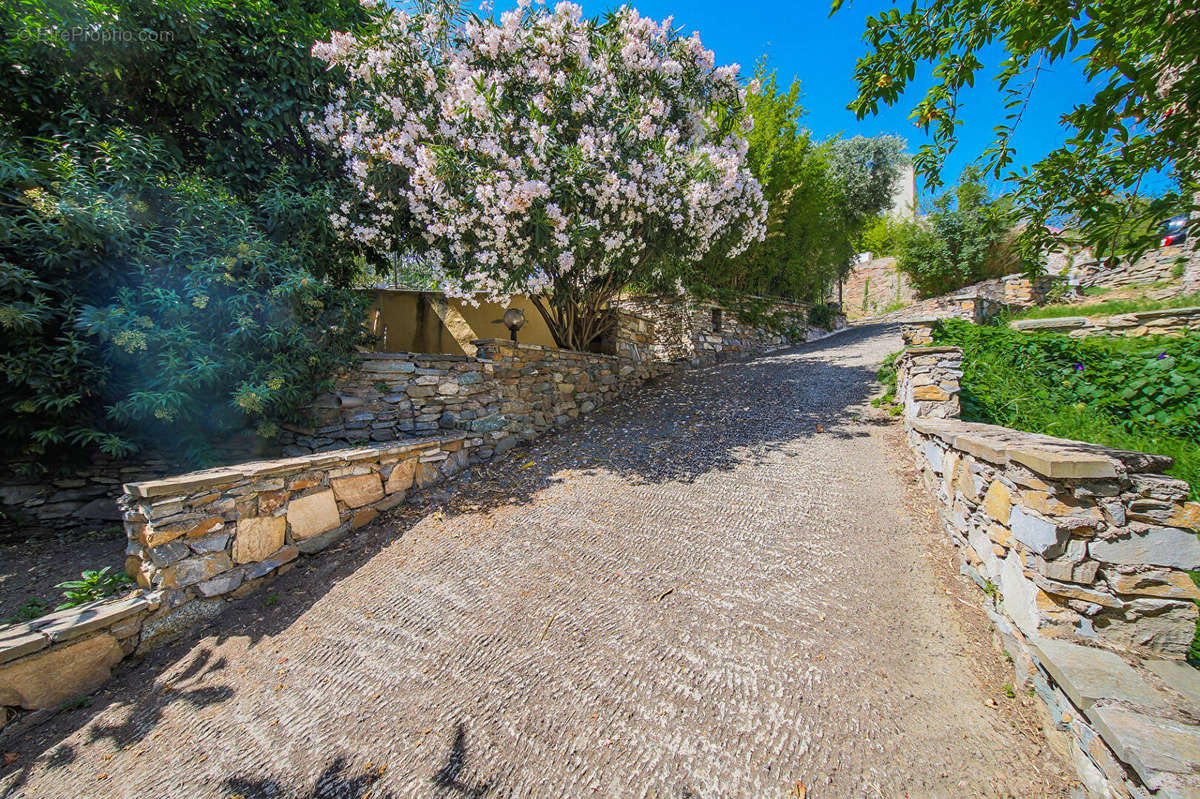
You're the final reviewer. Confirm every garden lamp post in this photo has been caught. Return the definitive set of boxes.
[502,307,526,343]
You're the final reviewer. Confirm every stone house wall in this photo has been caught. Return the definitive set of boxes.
[897,344,1200,797]
[1010,306,1200,339]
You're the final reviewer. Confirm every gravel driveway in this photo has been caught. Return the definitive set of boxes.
[0,324,1072,798]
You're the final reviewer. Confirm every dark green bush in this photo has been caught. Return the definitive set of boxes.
[0,128,368,469]
[0,0,378,470]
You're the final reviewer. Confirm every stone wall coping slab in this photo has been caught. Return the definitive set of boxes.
[1011,317,1089,330]
[896,345,963,358]
[124,435,467,498]
[358,351,474,363]
[0,591,157,667]
[0,627,48,665]
[29,593,152,643]
[1130,305,1200,320]
[1147,659,1200,707]
[471,338,623,362]
[1009,306,1200,335]
[908,417,1171,478]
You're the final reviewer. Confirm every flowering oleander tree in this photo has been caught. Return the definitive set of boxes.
[309,0,766,351]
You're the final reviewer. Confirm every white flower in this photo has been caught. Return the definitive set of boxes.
[311,1,766,300]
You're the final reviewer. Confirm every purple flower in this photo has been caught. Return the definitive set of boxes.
[1158,352,1168,360]
[1073,363,1085,371]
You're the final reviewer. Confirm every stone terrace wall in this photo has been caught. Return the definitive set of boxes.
[897,346,1200,797]
[0,434,473,727]
[279,339,671,462]
[1069,244,1191,291]
[841,256,918,320]
[473,339,668,455]
[613,294,838,363]
[876,275,1049,325]
[2,296,837,539]
[1010,306,1200,339]
[0,438,274,539]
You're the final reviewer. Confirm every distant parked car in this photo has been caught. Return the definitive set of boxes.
[1160,214,1189,247]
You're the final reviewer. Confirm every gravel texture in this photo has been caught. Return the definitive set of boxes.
[0,323,1072,798]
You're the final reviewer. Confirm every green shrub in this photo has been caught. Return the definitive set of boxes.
[932,320,1200,496]
[873,351,902,414]
[0,128,369,468]
[893,168,1020,298]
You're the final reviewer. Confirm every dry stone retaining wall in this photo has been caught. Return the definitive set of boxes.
[1010,306,1200,339]
[1067,245,1191,291]
[2,295,832,539]
[897,345,1200,798]
[840,255,918,320]
[0,435,472,735]
[279,339,673,461]
[612,294,839,363]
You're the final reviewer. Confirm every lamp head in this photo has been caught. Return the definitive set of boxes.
[501,307,526,342]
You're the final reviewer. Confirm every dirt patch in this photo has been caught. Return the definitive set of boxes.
[0,526,127,623]
[878,415,1077,797]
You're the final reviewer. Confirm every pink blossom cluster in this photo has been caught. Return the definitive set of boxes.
[309,1,766,303]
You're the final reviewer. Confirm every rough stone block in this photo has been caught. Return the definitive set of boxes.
[331,473,384,508]
[415,461,442,489]
[983,480,1012,524]
[233,516,286,564]
[257,489,290,514]
[1029,638,1168,713]
[245,545,299,580]
[1164,502,1200,531]
[1031,573,1123,608]
[0,633,123,709]
[351,507,379,529]
[1087,706,1200,791]
[912,384,949,401]
[1109,569,1200,601]
[1090,527,1200,571]
[1010,506,1069,558]
[147,540,191,568]
[1098,598,1199,657]
[295,524,349,554]
[196,569,245,598]
[189,532,231,554]
[161,552,233,588]
[384,460,415,494]
[286,490,340,540]
[136,599,224,654]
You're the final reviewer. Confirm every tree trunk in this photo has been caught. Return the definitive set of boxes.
[530,294,614,353]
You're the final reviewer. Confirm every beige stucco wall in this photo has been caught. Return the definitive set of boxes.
[366,290,557,354]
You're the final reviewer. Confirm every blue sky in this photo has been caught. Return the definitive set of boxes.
[572,0,1102,204]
